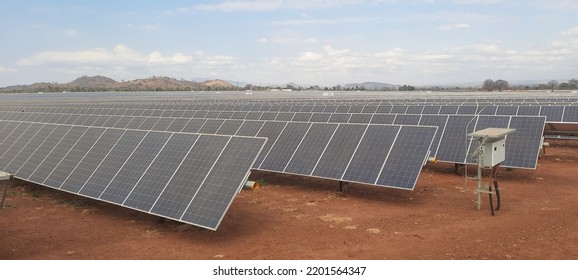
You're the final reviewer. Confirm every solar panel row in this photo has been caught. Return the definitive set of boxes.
[2,94,577,109]
[3,104,575,122]
[0,91,568,232]
[0,111,544,169]
[0,120,266,230]
[0,112,438,189]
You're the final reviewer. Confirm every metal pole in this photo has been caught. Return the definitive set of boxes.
[0,181,7,209]
[0,172,11,209]
[476,138,483,210]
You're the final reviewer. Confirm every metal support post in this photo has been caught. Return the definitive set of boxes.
[475,139,483,210]
[0,171,12,209]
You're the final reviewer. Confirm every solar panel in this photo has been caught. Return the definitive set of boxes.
[435,115,478,164]
[259,122,311,171]
[562,106,578,122]
[0,120,266,230]
[44,127,107,188]
[28,126,88,184]
[375,126,436,189]
[0,122,32,156]
[2,109,547,170]
[1,123,47,172]
[148,135,227,220]
[348,114,373,124]
[341,125,398,184]
[394,114,421,125]
[253,121,287,167]
[57,128,124,192]
[310,124,367,179]
[496,105,518,116]
[180,137,266,229]
[328,113,350,123]
[477,105,497,115]
[517,106,541,116]
[17,125,72,179]
[181,118,206,133]
[122,133,199,211]
[99,131,172,204]
[423,105,441,114]
[434,115,545,169]
[283,123,338,175]
[76,130,145,197]
[370,114,395,124]
[292,112,312,122]
[502,116,546,169]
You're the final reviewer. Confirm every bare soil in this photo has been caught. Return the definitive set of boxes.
[1,140,577,260]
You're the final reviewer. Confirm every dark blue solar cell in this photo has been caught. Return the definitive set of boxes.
[539,106,563,122]
[435,115,478,164]
[342,125,399,185]
[393,114,421,125]
[311,124,366,179]
[562,106,578,122]
[284,123,338,175]
[376,125,437,190]
[259,122,311,172]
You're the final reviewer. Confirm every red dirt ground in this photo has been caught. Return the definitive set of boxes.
[1,140,577,260]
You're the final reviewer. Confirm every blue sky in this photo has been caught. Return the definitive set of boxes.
[1,0,578,87]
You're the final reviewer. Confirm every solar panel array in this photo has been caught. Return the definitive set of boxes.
[3,103,578,122]
[0,120,266,230]
[0,110,544,169]
[0,111,438,189]
[0,90,567,230]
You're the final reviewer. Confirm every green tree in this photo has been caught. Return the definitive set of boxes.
[482,79,495,91]
[547,80,559,92]
[494,79,509,92]
[399,85,415,91]
[559,83,572,90]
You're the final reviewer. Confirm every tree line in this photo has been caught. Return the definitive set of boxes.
[482,78,578,92]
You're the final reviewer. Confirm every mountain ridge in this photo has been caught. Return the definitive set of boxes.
[0,75,236,93]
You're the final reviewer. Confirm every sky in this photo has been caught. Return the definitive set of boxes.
[1,0,578,87]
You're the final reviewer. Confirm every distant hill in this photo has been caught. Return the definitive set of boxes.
[342,82,398,91]
[267,82,304,89]
[0,75,236,93]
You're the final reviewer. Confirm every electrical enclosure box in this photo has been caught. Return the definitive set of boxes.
[467,127,515,168]
[480,138,506,167]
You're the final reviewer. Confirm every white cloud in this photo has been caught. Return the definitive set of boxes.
[124,23,160,31]
[202,55,236,66]
[194,0,366,12]
[304,37,318,43]
[246,34,578,85]
[148,52,192,64]
[166,0,366,13]
[273,17,379,26]
[63,29,78,36]
[0,66,17,73]
[296,52,324,63]
[258,34,319,45]
[439,23,471,30]
[195,0,283,12]
[449,0,505,4]
[12,45,244,85]
[18,44,192,66]
[562,26,578,36]
[409,11,493,22]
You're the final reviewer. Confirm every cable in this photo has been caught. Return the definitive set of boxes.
[488,165,501,214]
[494,165,501,210]
[489,184,495,216]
